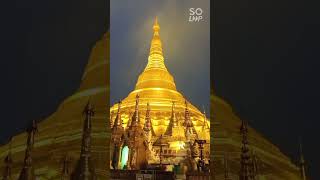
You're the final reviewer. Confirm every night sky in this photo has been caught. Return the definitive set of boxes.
[110,0,210,114]
[214,0,320,178]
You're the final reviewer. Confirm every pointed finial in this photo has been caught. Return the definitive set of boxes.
[83,99,94,116]
[117,100,122,114]
[240,119,248,135]
[153,16,160,32]
[298,137,307,180]
[129,94,140,128]
[145,16,167,71]
[135,94,140,111]
[26,120,38,135]
[155,16,158,25]
[2,138,13,180]
[18,121,37,180]
[112,101,123,128]
[73,100,96,180]
[144,102,152,133]
[147,102,150,109]
[136,94,140,103]
[299,137,304,162]
[202,106,208,128]
[239,119,253,180]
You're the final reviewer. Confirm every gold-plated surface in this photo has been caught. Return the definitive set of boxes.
[110,18,210,137]
[0,33,109,179]
[211,94,301,179]
[109,18,210,169]
[0,17,303,179]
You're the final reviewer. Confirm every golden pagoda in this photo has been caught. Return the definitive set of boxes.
[0,33,109,179]
[211,93,303,179]
[109,17,210,170]
[0,15,306,180]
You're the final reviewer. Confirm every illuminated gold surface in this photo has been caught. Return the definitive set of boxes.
[0,33,109,179]
[0,18,303,179]
[110,18,210,138]
[211,94,301,179]
[109,18,210,168]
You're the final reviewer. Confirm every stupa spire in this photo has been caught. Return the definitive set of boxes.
[2,139,13,180]
[112,101,123,130]
[129,94,140,128]
[144,17,167,71]
[239,120,254,180]
[202,108,209,130]
[183,100,197,140]
[143,102,155,136]
[18,120,38,180]
[134,17,177,91]
[61,155,70,180]
[111,101,125,170]
[164,102,177,136]
[299,138,307,180]
[72,101,96,180]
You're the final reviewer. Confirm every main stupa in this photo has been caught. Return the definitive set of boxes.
[110,17,209,134]
[109,17,210,170]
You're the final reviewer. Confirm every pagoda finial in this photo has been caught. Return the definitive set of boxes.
[2,138,13,180]
[112,101,123,129]
[202,106,209,130]
[144,102,155,136]
[72,100,96,180]
[145,17,167,71]
[110,101,125,170]
[183,100,197,140]
[130,94,140,128]
[184,100,191,126]
[18,120,38,180]
[239,119,254,180]
[153,16,160,32]
[143,102,151,131]
[61,155,71,180]
[110,110,114,127]
[164,101,177,136]
[299,138,307,180]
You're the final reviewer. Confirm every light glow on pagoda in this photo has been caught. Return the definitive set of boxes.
[110,17,210,170]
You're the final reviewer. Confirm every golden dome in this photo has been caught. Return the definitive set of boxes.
[110,18,209,137]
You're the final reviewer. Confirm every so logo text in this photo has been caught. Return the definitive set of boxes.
[189,8,203,22]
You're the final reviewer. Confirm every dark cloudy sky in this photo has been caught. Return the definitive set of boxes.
[214,0,320,178]
[110,0,210,114]
[0,0,107,143]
